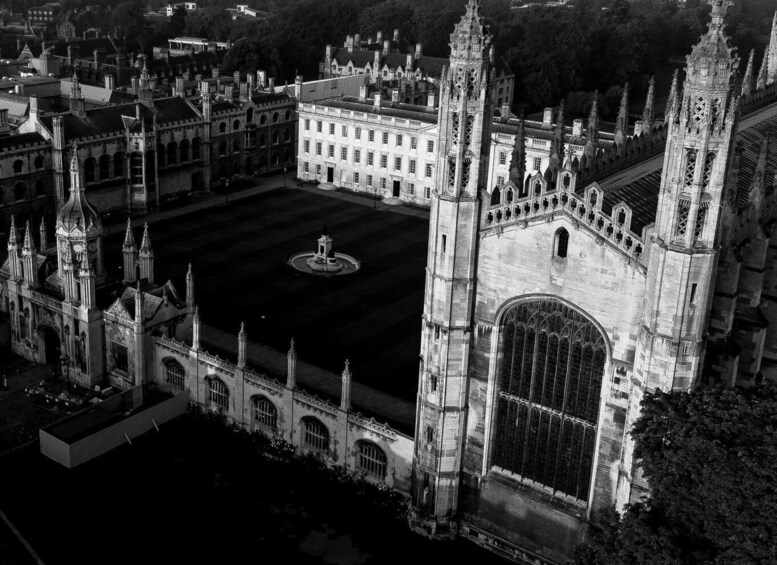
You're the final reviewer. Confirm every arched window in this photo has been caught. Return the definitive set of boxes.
[233,119,240,130]
[493,299,606,502]
[165,359,185,389]
[219,122,226,133]
[259,133,266,147]
[130,152,143,184]
[13,159,22,174]
[84,157,95,183]
[272,112,279,123]
[208,377,229,410]
[355,441,387,479]
[253,396,278,431]
[35,178,44,196]
[34,155,43,169]
[490,186,501,206]
[179,139,189,162]
[555,228,569,258]
[192,138,201,160]
[272,131,279,145]
[232,138,239,153]
[167,142,177,165]
[14,182,25,200]
[260,114,267,125]
[301,417,329,453]
[219,141,227,156]
[114,152,124,176]
[284,128,290,142]
[284,110,291,121]
[246,108,254,123]
[99,155,110,180]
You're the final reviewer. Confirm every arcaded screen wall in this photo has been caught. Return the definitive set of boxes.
[492,299,606,501]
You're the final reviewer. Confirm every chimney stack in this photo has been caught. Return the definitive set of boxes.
[572,119,583,137]
[374,92,382,109]
[383,40,390,55]
[105,74,115,90]
[543,107,553,125]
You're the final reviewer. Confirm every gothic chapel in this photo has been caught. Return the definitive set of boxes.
[412,1,771,563]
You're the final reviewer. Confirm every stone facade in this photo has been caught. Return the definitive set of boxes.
[411,2,777,564]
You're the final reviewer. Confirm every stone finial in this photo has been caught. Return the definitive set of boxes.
[757,49,769,91]
[192,306,200,350]
[614,83,629,147]
[642,76,655,132]
[123,218,136,249]
[287,337,297,389]
[22,221,34,252]
[742,50,755,97]
[238,321,247,368]
[665,69,679,123]
[340,359,352,411]
[8,215,17,246]
[186,263,194,306]
[139,222,152,253]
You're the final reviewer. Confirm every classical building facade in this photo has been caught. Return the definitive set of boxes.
[411,1,777,563]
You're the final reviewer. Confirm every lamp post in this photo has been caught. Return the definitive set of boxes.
[225,177,230,206]
[374,183,378,209]
[283,167,287,188]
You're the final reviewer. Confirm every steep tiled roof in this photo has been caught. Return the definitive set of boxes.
[0,93,29,118]
[39,97,200,141]
[251,91,291,105]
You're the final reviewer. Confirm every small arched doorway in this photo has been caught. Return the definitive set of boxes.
[39,325,60,365]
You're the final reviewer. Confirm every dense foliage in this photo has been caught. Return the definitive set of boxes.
[576,382,777,565]
[38,0,777,111]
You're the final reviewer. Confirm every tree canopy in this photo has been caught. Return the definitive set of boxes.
[576,382,777,565]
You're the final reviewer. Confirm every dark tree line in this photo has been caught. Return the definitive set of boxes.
[576,381,777,564]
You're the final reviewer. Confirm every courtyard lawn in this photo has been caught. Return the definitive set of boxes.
[0,416,510,565]
[104,189,429,401]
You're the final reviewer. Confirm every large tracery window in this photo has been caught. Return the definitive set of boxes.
[492,299,606,502]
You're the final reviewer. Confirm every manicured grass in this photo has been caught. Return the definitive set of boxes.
[0,416,510,565]
[104,190,429,401]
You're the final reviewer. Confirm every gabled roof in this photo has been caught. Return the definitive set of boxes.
[0,93,29,117]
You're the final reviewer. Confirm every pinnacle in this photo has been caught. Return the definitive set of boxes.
[8,215,17,244]
[22,220,34,251]
[140,223,152,253]
[123,218,136,248]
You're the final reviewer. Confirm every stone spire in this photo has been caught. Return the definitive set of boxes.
[21,220,38,287]
[768,11,777,85]
[287,338,297,389]
[138,223,154,284]
[238,322,247,369]
[7,216,19,280]
[508,117,525,186]
[122,218,137,283]
[642,76,655,133]
[614,83,629,148]
[340,359,351,411]
[741,49,755,97]
[665,69,679,123]
[757,49,769,90]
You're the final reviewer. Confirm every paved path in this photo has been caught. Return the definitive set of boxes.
[200,323,416,434]
[598,102,777,190]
